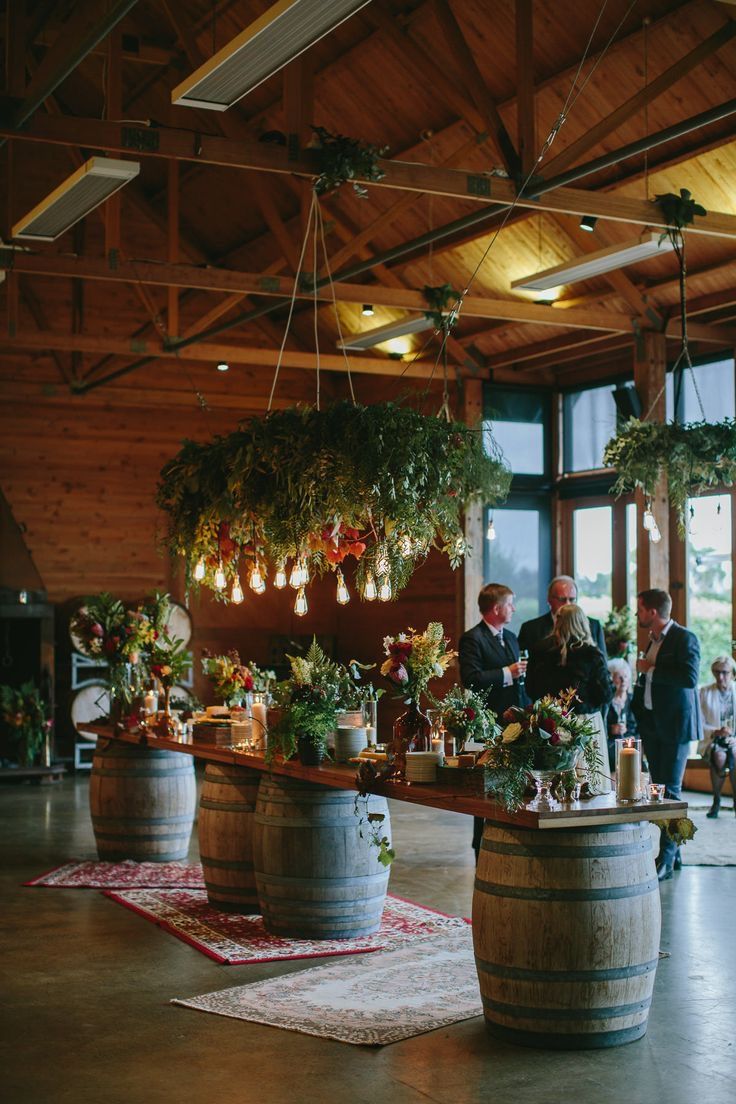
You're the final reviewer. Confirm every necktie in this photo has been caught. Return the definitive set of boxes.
[501,632,515,665]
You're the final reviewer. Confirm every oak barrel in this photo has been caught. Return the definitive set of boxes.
[253,776,391,939]
[472,820,661,1049]
[89,741,196,861]
[198,763,261,913]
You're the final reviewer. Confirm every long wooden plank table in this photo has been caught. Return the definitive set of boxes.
[80,723,687,1050]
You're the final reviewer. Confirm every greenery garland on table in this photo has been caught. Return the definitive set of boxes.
[603,418,736,536]
[311,126,388,198]
[157,400,511,602]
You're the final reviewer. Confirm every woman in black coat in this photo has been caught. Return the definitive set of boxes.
[526,604,614,792]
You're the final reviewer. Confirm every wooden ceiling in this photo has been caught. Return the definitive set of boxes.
[1,0,736,599]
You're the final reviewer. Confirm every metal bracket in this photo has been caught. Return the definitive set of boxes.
[121,125,159,152]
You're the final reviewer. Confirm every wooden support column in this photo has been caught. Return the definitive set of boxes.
[460,379,484,640]
[515,0,536,177]
[167,160,179,339]
[634,331,671,643]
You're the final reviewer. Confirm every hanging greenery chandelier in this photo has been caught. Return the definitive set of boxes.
[157,400,510,613]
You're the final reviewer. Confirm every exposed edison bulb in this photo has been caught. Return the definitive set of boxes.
[642,503,655,532]
[649,523,662,544]
[253,578,266,595]
[249,563,264,591]
[336,571,350,605]
[214,563,227,590]
[378,576,392,602]
[399,534,413,558]
[294,586,308,616]
[486,517,496,541]
[289,561,301,589]
[231,577,244,604]
[299,558,310,586]
[364,572,377,601]
[193,558,206,581]
[274,562,287,589]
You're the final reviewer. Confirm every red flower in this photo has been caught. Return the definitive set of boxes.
[389,641,412,658]
[464,707,476,721]
[549,732,561,745]
[539,716,557,736]
[151,664,163,677]
[243,675,254,691]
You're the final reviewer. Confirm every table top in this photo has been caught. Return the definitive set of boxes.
[78,724,687,830]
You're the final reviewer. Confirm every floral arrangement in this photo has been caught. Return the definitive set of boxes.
[70,593,158,665]
[381,622,456,702]
[157,401,510,604]
[150,635,192,689]
[266,640,343,763]
[603,605,637,660]
[433,685,499,752]
[0,681,52,767]
[311,126,388,198]
[483,689,600,811]
[201,650,254,705]
[246,661,277,696]
[603,417,736,537]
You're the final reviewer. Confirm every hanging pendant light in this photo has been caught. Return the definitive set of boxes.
[649,522,662,544]
[249,562,264,591]
[289,561,301,589]
[214,562,227,590]
[274,562,287,589]
[364,572,377,601]
[642,502,655,531]
[193,558,206,581]
[336,570,350,605]
[231,577,244,604]
[294,587,308,616]
[486,516,496,541]
[378,576,392,602]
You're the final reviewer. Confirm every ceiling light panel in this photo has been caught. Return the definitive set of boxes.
[172,0,372,111]
[511,232,675,292]
[12,157,140,241]
[337,315,434,351]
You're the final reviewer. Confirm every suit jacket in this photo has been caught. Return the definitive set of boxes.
[518,610,607,658]
[458,620,526,716]
[631,621,701,745]
[525,639,614,715]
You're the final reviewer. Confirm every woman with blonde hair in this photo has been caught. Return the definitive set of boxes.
[526,604,614,792]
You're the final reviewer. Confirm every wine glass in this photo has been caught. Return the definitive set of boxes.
[518,649,529,685]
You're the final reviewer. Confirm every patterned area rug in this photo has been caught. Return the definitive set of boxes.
[105,888,470,965]
[172,928,481,1044]
[25,860,205,889]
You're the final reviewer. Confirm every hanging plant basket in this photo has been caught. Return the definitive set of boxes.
[603,417,736,536]
[157,400,510,602]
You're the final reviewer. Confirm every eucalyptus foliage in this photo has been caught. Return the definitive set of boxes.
[604,417,736,536]
[311,126,388,198]
[157,401,511,599]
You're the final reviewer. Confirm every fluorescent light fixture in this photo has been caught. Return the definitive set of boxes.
[171,0,372,111]
[12,157,140,242]
[337,314,434,351]
[511,232,675,292]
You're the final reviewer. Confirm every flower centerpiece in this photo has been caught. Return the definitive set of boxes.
[246,661,277,696]
[603,606,636,660]
[381,622,457,780]
[267,639,346,766]
[0,681,52,767]
[201,650,254,707]
[483,689,600,811]
[150,635,192,726]
[433,686,499,753]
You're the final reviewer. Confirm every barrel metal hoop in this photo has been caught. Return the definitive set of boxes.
[254,814,367,828]
[485,1020,648,1049]
[475,956,659,981]
[482,994,652,1020]
[201,856,255,871]
[482,819,650,835]
[256,872,389,889]
[480,839,653,859]
[92,767,194,778]
[200,799,256,813]
[92,813,194,825]
[92,829,190,842]
[474,877,659,901]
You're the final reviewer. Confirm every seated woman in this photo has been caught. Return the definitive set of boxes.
[606,658,638,772]
[698,655,736,818]
[526,604,615,793]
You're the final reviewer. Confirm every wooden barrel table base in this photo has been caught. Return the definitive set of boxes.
[198,763,261,913]
[89,741,196,862]
[253,776,391,940]
[472,819,661,1049]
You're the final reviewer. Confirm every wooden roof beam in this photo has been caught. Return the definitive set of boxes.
[515,0,536,178]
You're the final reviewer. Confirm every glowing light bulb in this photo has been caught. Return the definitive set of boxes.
[486,518,496,541]
[650,523,662,544]
[294,586,308,616]
[289,562,301,589]
[642,503,655,531]
[364,572,377,601]
[399,534,413,558]
[249,563,264,591]
[254,578,266,595]
[274,562,287,589]
[214,563,226,590]
[299,558,310,586]
[336,571,350,605]
[378,576,392,602]
[231,577,244,604]
[193,558,206,581]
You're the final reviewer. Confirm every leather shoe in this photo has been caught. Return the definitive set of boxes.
[673,852,682,870]
[657,863,674,881]
[706,804,720,818]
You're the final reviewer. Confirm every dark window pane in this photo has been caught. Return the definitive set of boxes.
[666,356,735,423]
[485,507,545,633]
[485,419,545,475]
[563,385,617,472]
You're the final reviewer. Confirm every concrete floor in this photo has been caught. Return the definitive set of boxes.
[1,772,734,1104]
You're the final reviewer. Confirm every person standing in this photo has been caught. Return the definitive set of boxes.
[698,655,736,818]
[519,575,607,658]
[459,583,528,860]
[632,588,701,880]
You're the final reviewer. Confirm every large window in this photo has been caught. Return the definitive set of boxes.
[484,499,551,634]
[572,504,613,620]
[687,493,733,669]
[485,388,550,478]
[666,355,736,423]
[562,383,617,472]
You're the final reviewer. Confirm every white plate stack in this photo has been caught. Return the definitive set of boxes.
[405,751,443,783]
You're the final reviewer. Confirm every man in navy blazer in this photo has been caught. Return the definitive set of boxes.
[632,588,701,880]
[459,583,528,859]
[518,574,607,658]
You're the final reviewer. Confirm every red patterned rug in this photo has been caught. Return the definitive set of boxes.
[25,861,205,889]
[104,888,470,965]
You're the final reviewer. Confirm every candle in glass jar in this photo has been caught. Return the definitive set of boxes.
[251,699,268,742]
[617,746,640,801]
[143,690,158,717]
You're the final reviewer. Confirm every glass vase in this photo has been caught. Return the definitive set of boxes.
[107,662,134,726]
[390,701,431,781]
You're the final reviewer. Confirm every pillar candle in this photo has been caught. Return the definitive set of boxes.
[251,700,268,741]
[617,747,640,801]
[143,691,158,717]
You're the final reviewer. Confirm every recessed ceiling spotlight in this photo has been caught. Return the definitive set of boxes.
[579,215,598,232]
[216,361,229,372]
[361,304,374,316]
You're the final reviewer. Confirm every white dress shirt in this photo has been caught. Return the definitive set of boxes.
[486,624,513,687]
[643,619,673,710]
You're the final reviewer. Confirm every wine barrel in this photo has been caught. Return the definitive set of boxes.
[90,741,196,861]
[198,763,260,913]
[253,776,391,939]
[472,819,661,1049]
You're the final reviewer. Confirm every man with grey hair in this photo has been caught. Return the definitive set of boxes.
[518,574,607,657]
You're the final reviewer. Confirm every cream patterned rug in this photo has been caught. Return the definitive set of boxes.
[172,928,481,1044]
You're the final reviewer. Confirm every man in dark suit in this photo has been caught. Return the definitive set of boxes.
[459,583,528,860]
[632,588,701,881]
[518,575,607,658]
